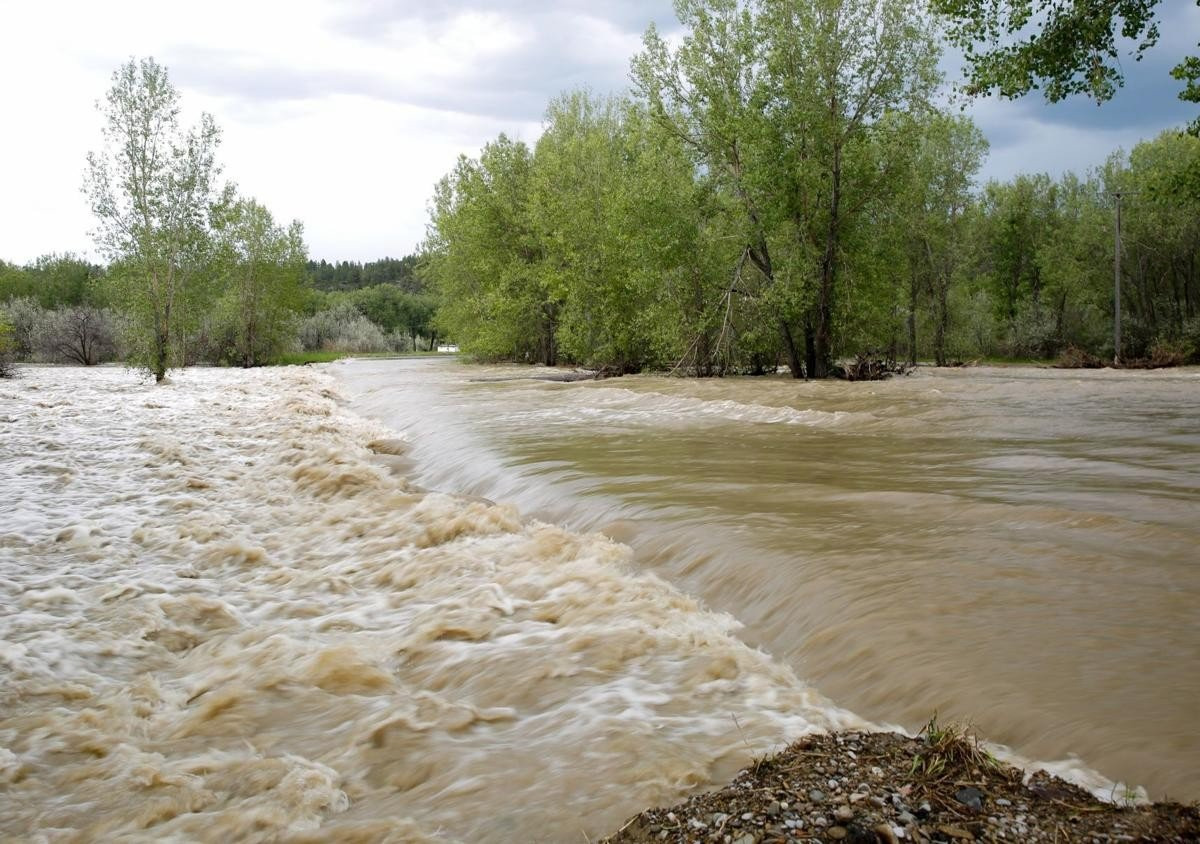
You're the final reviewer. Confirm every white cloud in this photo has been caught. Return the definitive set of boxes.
[0,0,1191,264]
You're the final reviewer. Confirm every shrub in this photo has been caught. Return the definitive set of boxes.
[0,316,15,377]
[297,304,391,354]
[38,306,121,365]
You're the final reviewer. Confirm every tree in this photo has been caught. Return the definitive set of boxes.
[214,196,307,367]
[899,113,988,364]
[426,135,558,364]
[84,57,222,382]
[931,0,1199,133]
[635,0,941,376]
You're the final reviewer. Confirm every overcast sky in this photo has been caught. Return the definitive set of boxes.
[1,0,1196,264]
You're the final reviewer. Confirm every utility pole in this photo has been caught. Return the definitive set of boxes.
[1110,190,1139,366]
[1113,191,1123,365]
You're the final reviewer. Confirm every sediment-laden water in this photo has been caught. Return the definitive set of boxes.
[1,366,866,843]
[337,358,1200,805]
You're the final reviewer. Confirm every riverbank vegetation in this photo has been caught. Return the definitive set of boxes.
[3,1,1198,382]
[0,61,438,380]
[425,0,1200,377]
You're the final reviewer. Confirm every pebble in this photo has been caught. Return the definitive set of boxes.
[897,811,915,826]
[873,823,900,844]
[809,789,826,803]
[828,778,840,790]
[996,798,1012,807]
[855,783,871,794]
[827,826,848,840]
[869,795,886,808]
[834,806,854,822]
[954,786,984,812]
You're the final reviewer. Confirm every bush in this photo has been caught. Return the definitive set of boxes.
[38,306,122,365]
[0,316,15,377]
[298,304,391,354]
[2,297,44,360]
[1055,345,1104,368]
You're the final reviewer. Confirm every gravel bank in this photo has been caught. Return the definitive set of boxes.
[603,730,1199,843]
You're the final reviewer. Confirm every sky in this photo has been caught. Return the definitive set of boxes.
[0,0,1196,265]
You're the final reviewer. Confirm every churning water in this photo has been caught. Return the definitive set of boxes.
[336,358,1200,806]
[1,365,865,843]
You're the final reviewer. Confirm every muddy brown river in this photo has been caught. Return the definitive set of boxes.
[337,359,1200,806]
[2,361,1197,842]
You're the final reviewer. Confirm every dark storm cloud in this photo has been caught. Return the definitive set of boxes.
[960,0,1198,148]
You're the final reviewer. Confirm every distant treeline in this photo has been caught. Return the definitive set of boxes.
[0,58,439,381]
[306,256,424,293]
[424,1,1200,375]
[0,250,436,371]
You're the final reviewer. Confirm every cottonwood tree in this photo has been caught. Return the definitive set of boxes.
[635,0,941,376]
[427,135,558,364]
[84,57,222,382]
[900,114,988,365]
[214,196,307,367]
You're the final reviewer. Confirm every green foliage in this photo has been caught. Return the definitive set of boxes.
[0,314,14,377]
[84,57,223,382]
[210,196,309,367]
[427,134,559,364]
[306,255,423,293]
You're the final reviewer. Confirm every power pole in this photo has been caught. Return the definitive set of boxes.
[1110,190,1139,366]
[1113,191,1123,366]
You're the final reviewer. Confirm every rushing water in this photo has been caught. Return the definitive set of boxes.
[337,358,1200,805]
[1,366,865,843]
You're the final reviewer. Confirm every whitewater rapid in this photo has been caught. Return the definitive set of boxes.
[0,366,869,842]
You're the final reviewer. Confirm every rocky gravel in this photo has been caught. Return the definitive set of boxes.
[603,731,1199,843]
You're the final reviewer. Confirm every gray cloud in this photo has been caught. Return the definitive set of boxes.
[330,0,678,40]
[168,4,680,124]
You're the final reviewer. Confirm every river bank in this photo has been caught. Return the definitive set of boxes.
[604,729,1200,843]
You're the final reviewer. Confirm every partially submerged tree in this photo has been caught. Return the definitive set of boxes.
[84,57,222,381]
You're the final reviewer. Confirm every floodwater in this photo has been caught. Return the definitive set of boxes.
[336,358,1200,806]
[1,366,862,843]
[3,362,1197,843]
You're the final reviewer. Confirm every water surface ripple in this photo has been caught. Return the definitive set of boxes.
[337,358,1200,803]
[1,366,862,842]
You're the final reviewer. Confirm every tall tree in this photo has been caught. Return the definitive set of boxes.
[635,0,940,376]
[214,196,308,367]
[426,135,558,364]
[84,57,222,382]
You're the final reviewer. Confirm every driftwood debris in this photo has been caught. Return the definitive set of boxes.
[470,367,623,384]
[836,352,912,381]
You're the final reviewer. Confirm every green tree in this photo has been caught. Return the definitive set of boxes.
[900,114,989,364]
[84,57,222,382]
[635,0,941,376]
[426,135,558,364]
[213,197,308,367]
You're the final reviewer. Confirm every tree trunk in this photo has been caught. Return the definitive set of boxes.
[779,319,805,378]
[907,265,918,367]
